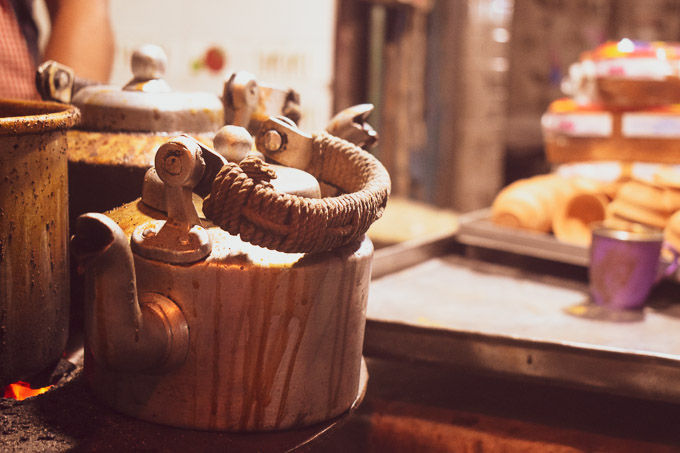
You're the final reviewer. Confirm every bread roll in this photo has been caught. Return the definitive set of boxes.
[553,191,609,246]
[491,175,569,232]
[492,174,609,243]
[607,175,680,229]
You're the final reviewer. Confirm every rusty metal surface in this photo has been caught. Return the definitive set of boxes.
[67,130,178,167]
[72,86,224,133]
[73,200,372,431]
[61,45,223,134]
[366,236,680,404]
[0,99,79,135]
[0,99,79,385]
[65,130,215,222]
[66,130,216,167]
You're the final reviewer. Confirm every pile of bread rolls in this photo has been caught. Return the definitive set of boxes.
[491,166,680,249]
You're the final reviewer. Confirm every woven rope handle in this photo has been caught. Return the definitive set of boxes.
[202,132,391,253]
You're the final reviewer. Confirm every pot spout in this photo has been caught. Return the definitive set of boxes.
[72,213,189,372]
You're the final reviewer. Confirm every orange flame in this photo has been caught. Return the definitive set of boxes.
[3,381,51,400]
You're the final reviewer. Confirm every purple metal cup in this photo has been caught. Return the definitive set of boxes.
[589,223,678,310]
[589,223,677,310]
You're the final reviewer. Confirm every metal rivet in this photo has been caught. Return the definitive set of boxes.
[263,130,283,152]
[164,156,182,175]
[55,70,70,89]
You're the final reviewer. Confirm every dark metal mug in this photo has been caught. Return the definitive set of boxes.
[0,99,80,386]
[589,223,678,311]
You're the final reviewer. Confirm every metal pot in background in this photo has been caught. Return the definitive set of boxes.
[0,99,80,386]
[36,44,301,224]
[36,45,224,223]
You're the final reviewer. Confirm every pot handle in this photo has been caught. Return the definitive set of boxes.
[658,243,680,282]
[36,60,99,104]
[202,120,390,253]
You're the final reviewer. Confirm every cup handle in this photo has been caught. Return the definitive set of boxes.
[658,242,680,282]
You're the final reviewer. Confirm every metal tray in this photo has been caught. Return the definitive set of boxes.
[367,229,680,404]
[455,208,589,266]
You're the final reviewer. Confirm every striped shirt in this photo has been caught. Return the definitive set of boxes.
[0,0,39,99]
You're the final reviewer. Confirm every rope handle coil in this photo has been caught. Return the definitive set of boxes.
[202,131,391,253]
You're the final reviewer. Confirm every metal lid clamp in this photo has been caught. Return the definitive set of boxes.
[224,71,301,135]
[224,71,259,129]
[256,116,314,170]
[325,103,379,150]
[37,45,225,133]
[36,60,90,104]
[132,136,212,264]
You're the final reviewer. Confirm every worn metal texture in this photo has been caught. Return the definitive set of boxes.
[0,99,79,386]
[73,213,190,373]
[65,130,215,225]
[75,200,373,431]
[223,70,301,135]
[325,104,378,149]
[72,86,224,134]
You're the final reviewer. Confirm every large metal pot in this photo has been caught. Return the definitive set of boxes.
[70,114,390,430]
[0,99,80,386]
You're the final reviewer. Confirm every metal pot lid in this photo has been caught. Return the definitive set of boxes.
[40,45,224,134]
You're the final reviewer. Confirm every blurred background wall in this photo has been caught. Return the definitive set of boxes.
[33,0,680,212]
[108,1,336,133]
[343,0,680,212]
[506,0,680,192]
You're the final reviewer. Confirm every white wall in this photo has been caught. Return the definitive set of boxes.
[108,0,337,132]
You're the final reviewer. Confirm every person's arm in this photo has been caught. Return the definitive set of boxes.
[43,0,114,82]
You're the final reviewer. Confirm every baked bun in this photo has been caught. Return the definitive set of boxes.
[553,191,609,246]
[491,175,564,232]
[492,174,610,245]
[607,173,680,229]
